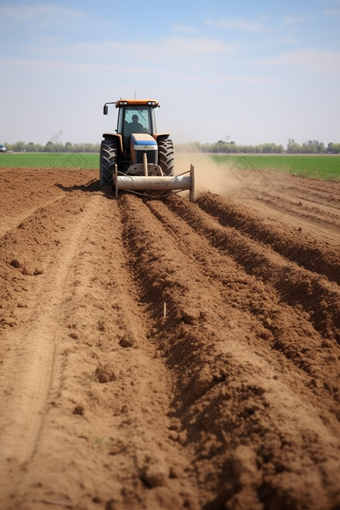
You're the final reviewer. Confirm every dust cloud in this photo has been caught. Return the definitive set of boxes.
[175,152,245,200]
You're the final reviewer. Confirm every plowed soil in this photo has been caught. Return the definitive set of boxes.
[1,162,340,510]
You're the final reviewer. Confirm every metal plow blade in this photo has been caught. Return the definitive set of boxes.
[114,165,195,202]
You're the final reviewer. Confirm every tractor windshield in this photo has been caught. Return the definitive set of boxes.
[123,106,152,137]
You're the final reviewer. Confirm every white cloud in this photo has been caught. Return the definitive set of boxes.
[177,75,285,85]
[283,15,312,24]
[0,5,86,19]
[0,57,145,74]
[262,49,340,75]
[22,36,236,61]
[323,9,340,15]
[205,17,266,33]
[0,53,285,87]
[172,24,196,33]
[162,37,234,56]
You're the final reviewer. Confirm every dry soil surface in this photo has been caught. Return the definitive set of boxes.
[1,165,340,510]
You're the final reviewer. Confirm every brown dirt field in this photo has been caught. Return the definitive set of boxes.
[0,164,340,510]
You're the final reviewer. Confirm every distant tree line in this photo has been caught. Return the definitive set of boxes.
[175,141,285,153]
[175,139,340,154]
[3,139,340,154]
[286,139,340,154]
[3,141,100,153]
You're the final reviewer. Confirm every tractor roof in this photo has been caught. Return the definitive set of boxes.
[115,99,160,108]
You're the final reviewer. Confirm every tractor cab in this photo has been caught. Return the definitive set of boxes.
[104,99,159,150]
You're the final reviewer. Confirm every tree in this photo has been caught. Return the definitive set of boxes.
[15,141,26,151]
[44,141,53,152]
[27,142,36,152]
[287,140,302,153]
[316,142,325,154]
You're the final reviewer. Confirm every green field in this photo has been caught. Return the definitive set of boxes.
[1,152,340,181]
[210,154,340,181]
[0,152,99,169]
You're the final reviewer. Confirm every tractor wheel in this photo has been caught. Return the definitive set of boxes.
[100,138,119,187]
[158,138,174,176]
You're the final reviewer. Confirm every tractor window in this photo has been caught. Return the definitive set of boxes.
[124,107,151,137]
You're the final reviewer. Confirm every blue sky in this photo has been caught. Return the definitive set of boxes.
[0,0,339,147]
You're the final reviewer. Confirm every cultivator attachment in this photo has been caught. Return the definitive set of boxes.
[114,164,195,202]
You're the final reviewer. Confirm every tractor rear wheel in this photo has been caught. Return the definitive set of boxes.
[100,138,119,187]
[158,138,174,176]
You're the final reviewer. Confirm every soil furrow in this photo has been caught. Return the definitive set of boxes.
[197,192,340,286]
[167,195,340,345]
[118,194,340,509]
[146,198,340,420]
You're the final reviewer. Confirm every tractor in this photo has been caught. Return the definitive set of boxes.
[100,99,194,200]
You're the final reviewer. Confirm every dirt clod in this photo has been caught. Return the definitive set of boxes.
[94,363,120,383]
[10,259,21,268]
[119,331,137,348]
[194,368,214,398]
[73,405,84,416]
[141,462,169,488]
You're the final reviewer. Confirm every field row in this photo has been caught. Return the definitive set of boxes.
[0,152,99,169]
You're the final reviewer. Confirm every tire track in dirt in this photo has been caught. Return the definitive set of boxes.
[0,196,66,238]
[226,169,340,245]
[259,190,340,224]
[231,168,340,208]
[0,194,105,504]
[244,180,340,228]
[249,202,340,245]
[272,181,340,209]
[247,193,340,243]
[0,168,98,238]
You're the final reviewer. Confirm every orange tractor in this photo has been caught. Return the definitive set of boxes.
[100,99,195,200]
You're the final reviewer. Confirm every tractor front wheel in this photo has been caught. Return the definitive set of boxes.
[100,138,119,188]
[158,138,174,176]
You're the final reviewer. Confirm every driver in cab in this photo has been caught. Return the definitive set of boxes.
[129,114,144,133]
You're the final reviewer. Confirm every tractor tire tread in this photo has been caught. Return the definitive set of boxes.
[100,138,119,187]
[158,138,174,176]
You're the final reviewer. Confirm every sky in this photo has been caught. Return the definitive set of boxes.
[0,0,339,147]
